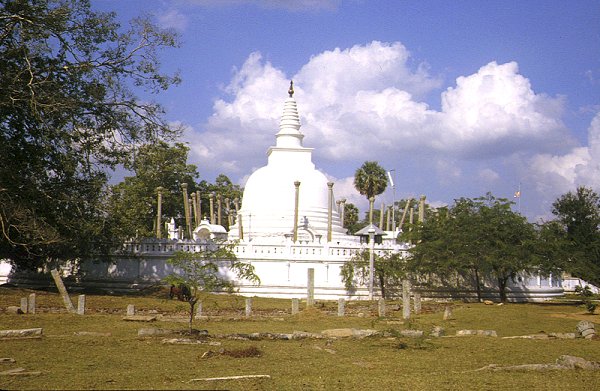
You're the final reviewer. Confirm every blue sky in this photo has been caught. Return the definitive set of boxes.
[93,0,600,221]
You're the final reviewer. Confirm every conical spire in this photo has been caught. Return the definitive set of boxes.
[275,80,304,148]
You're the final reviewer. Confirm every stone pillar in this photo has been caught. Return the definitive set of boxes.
[402,280,411,320]
[194,302,203,319]
[238,213,244,240]
[386,206,391,231]
[419,195,426,223]
[293,181,301,242]
[414,292,422,315]
[225,198,233,227]
[245,298,252,317]
[77,295,85,315]
[337,298,345,317]
[340,198,346,227]
[156,186,164,239]
[398,199,411,231]
[196,191,202,221]
[368,196,375,225]
[327,182,334,242]
[50,269,76,313]
[28,293,36,315]
[291,298,299,315]
[443,305,453,320]
[127,304,135,317]
[191,192,199,226]
[379,202,384,229]
[307,268,315,306]
[378,298,386,317]
[181,183,192,238]
[20,297,28,314]
[217,194,222,226]
[209,192,215,224]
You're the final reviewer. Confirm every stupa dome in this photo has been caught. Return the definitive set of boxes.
[229,82,347,242]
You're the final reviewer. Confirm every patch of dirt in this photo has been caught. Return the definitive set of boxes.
[200,346,262,359]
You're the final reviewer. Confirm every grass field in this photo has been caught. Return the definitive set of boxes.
[1,287,599,390]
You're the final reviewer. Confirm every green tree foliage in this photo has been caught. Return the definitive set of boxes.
[408,193,542,302]
[354,161,388,200]
[0,0,180,268]
[342,202,360,234]
[340,249,405,299]
[165,242,259,332]
[354,161,387,224]
[551,186,600,286]
[106,142,198,239]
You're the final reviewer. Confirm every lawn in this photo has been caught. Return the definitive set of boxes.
[1,287,599,390]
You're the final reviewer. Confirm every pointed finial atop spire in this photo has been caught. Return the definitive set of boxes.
[288,80,294,97]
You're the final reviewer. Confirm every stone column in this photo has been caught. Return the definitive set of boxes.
[293,181,301,242]
[216,194,222,226]
[379,202,384,229]
[378,298,386,317]
[156,186,164,239]
[327,182,334,242]
[419,195,426,223]
[194,302,203,319]
[402,280,411,320]
[386,206,391,231]
[307,268,315,306]
[368,196,375,225]
[20,297,28,314]
[337,298,345,317]
[414,292,422,315]
[127,304,135,317]
[291,298,299,315]
[209,192,215,224]
[77,295,85,315]
[340,198,346,227]
[225,198,232,227]
[238,213,244,240]
[28,293,36,315]
[196,191,202,221]
[245,298,252,317]
[181,183,192,239]
[191,192,199,226]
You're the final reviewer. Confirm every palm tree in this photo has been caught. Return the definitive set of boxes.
[354,161,388,224]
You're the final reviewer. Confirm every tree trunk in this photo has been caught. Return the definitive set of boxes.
[498,277,508,303]
[378,273,386,299]
[473,267,482,302]
[188,298,198,333]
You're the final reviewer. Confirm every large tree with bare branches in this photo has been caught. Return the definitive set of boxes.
[0,0,180,269]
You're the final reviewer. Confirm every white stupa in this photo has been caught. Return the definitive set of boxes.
[229,81,349,243]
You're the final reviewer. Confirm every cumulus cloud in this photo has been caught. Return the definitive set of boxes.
[527,112,600,195]
[185,41,571,179]
[156,8,189,32]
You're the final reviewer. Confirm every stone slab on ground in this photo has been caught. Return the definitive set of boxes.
[138,328,178,337]
[161,338,221,346]
[456,329,497,337]
[6,306,24,314]
[321,328,380,338]
[73,331,112,337]
[0,328,43,339]
[0,368,42,376]
[122,315,157,322]
[0,358,16,363]
[400,330,424,338]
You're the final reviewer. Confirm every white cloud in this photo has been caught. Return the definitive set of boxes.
[527,112,600,195]
[156,8,189,32]
[183,41,579,218]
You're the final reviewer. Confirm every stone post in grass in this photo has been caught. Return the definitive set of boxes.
[338,298,345,317]
[28,293,36,314]
[291,298,299,315]
[402,280,411,320]
[307,268,315,307]
[77,295,86,315]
